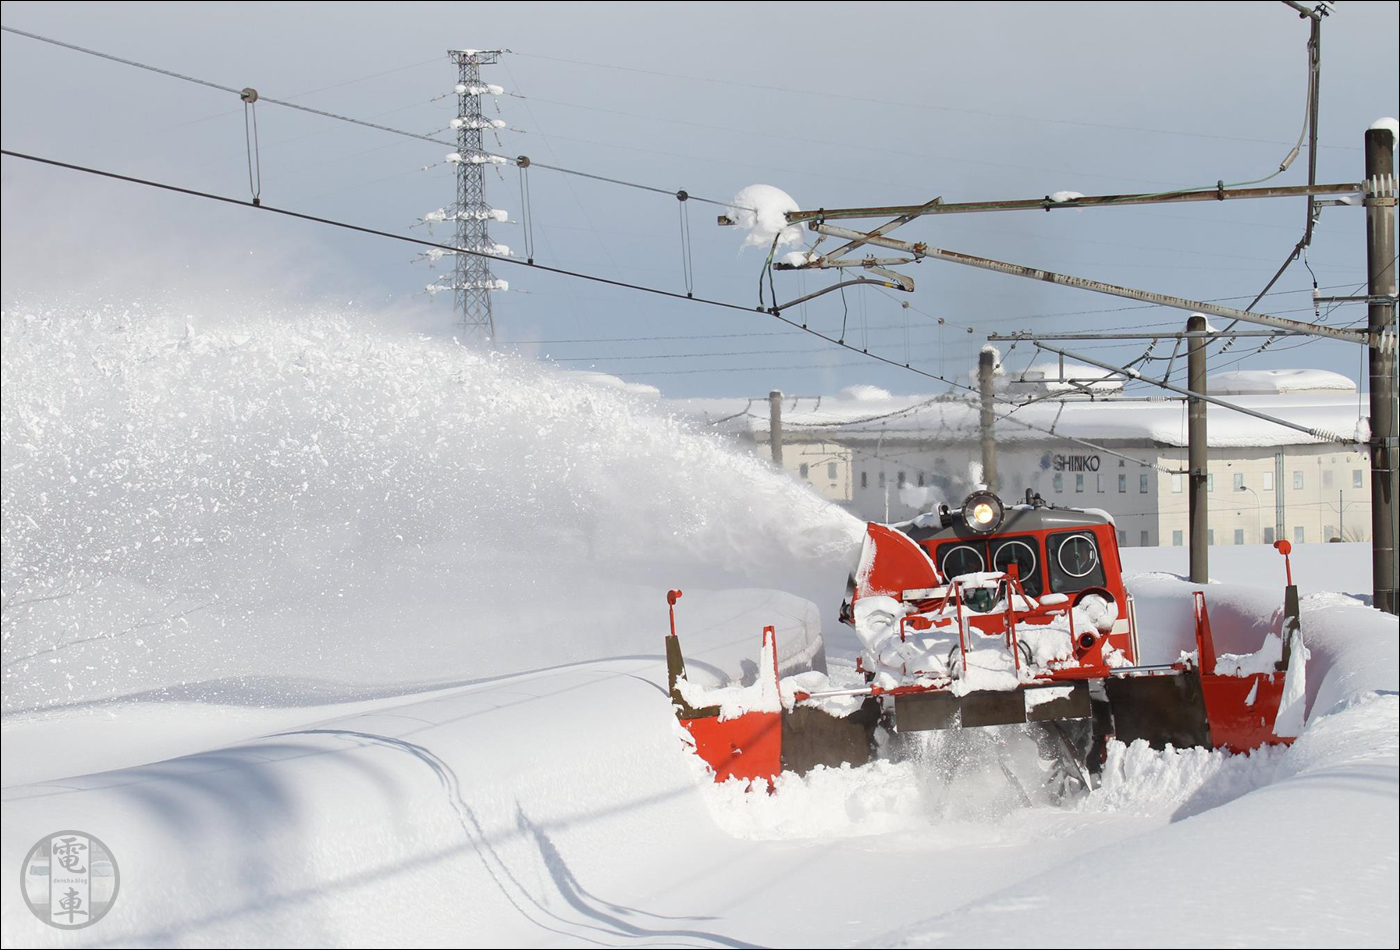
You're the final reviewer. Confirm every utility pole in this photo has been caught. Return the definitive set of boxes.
[1188,313,1209,584]
[768,390,784,466]
[1365,123,1397,613]
[978,347,998,490]
[447,49,505,341]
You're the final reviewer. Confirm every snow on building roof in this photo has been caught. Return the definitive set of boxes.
[670,373,1366,448]
[1207,368,1356,395]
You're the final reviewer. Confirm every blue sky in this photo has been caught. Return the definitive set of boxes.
[2,1,1395,397]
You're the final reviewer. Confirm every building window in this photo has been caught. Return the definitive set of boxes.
[1325,524,1337,541]
[1208,529,1215,546]
[799,463,809,479]
[1075,473,1084,493]
[1140,473,1149,493]
[1172,473,1183,493]
[1263,471,1274,491]
[1234,528,1244,545]
[879,472,886,489]
[1053,473,1064,493]
[1140,530,1149,547]
[860,471,868,489]
[1353,469,1364,488]
[1264,526,1275,544]
[828,462,838,481]
[1096,473,1104,493]
[1293,471,1304,490]
[1172,530,1183,546]
[1294,525,1305,544]
[1207,473,1215,492]
[1323,469,1333,489]
[1233,472,1244,491]
[917,472,925,487]
[897,471,906,488]
[1118,474,1126,493]
[1118,529,1127,545]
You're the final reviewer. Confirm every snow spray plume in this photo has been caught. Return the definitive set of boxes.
[1,305,862,710]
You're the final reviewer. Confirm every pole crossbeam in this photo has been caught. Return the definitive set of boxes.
[781,182,1363,224]
[809,222,1389,350]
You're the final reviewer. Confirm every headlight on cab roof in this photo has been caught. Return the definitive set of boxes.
[961,490,1005,534]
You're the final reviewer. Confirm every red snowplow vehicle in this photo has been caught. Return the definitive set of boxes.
[667,490,1306,787]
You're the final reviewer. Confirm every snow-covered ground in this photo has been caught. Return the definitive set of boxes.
[2,307,1395,947]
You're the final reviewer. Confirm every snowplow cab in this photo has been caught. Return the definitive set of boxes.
[842,491,1138,665]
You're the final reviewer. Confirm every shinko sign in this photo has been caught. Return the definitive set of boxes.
[1041,452,1102,472]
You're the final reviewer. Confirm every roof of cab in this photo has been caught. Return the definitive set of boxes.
[894,503,1113,544]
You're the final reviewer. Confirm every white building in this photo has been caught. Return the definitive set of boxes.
[671,368,1373,548]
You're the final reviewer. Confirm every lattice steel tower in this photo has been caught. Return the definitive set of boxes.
[447,48,505,341]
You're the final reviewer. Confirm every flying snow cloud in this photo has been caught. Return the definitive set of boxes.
[1,304,863,710]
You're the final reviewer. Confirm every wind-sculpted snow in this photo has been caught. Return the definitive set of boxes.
[1,306,861,712]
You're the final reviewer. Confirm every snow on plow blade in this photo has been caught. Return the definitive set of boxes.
[666,507,1305,787]
[665,611,875,785]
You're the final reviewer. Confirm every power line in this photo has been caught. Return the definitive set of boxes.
[0,148,756,314]
[497,283,1371,351]
[0,24,743,210]
[0,25,458,148]
[512,50,1360,152]
[546,340,945,362]
[0,147,1179,472]
[511,91,1184,189]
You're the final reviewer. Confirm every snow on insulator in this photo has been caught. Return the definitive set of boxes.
[460,207,510,222]
[460,278,509,291]
[456,82,505,96]
[446,152,506,165]
[425,282,450,295]
[424,207,509,223]
[450,117,508,130]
